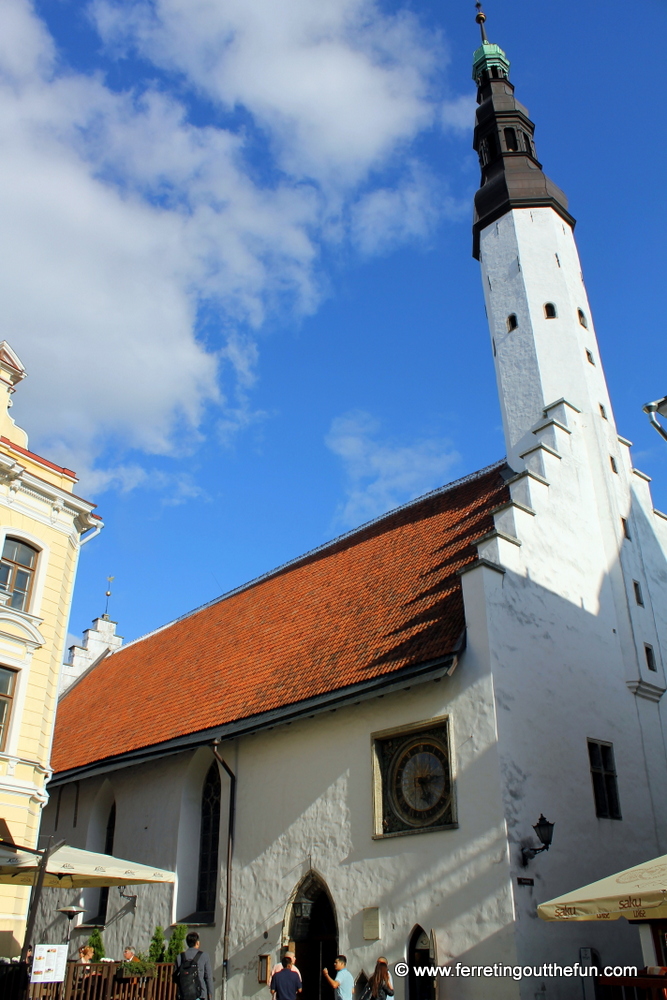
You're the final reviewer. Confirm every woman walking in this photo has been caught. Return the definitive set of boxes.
[362,958,394,1000]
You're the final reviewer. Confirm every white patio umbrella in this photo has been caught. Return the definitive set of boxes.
[538,854,667,921]
[0,842,174,887]
[0,837,174,962]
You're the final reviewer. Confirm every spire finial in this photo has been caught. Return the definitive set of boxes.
[103,575,114,619]
[475,2,489,43]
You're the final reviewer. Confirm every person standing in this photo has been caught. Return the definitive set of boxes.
[270,955,302,1000]
[270,951,301,980]
[174,932,213,1000]
[360,959,394,1000]
[323,955,354,1000]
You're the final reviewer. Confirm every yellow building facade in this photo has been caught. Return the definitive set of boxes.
[0,343,101,957]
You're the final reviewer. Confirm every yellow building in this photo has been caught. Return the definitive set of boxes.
[0,342,101,957]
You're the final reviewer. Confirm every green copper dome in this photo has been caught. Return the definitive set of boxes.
[472,40,510,84]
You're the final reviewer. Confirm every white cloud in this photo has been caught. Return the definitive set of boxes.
[0,0,471,492]
[91,0,441,186]
[326,410,460,526]
[441,93,477,132]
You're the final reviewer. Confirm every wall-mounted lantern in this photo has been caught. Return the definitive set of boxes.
[292,897,313,920]
[521,814,554,866]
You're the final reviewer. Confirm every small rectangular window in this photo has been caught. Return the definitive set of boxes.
[586,349,595,365]
[587,740,621,819]
[621,518,631,539]
[0,667,16,751]
[610,456,618,474]
[645,645,657,672]
[633,581,644,606]
[599,404,607,420]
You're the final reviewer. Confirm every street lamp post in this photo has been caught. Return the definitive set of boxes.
[643,396,667,442]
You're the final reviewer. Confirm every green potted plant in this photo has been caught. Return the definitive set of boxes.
[118,954,156,978]
[87,928,105,962]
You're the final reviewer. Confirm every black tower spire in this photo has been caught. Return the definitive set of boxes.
[471,9,574,258]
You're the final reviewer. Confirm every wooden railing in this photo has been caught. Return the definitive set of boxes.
[0,962,178,1000]
[598,974,667,999]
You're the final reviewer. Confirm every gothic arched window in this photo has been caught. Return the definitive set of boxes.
[96,803,116,923]
[196,762,221,919]
[507,313,518,331]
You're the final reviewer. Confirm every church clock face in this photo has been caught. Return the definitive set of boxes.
[374,721,454,836]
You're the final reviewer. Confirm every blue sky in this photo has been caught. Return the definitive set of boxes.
[2,0,666,645]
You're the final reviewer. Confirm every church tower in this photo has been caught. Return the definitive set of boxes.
[472,7,615,475]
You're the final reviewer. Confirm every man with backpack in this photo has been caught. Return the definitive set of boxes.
[174,932,213,1000]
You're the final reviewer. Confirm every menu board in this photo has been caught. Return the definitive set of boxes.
[31,944,68,983]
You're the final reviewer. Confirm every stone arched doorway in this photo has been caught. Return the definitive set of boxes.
[287,871,338,1000]
[407,925,435,1000]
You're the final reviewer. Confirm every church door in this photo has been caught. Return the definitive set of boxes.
[289,874,338,1000]
[407,926,435,1000]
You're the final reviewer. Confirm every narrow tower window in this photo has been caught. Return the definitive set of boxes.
[486,131,499,161]
[544,303,557,319]
[610,456,618,474]
[506,314,518,332]
[621,517,631,539]
[645,645,657,672]
[633,581,644,607]
[578,308,588,328]
[599,404,607,419]
[587,741,621,819]
[504,128,518,151]
[586,350,595,365]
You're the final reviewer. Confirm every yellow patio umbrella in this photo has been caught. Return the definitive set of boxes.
[538,855,667,921]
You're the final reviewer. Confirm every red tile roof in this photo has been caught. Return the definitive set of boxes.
[52,462,508,775]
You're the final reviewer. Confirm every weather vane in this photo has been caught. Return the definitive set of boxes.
[104,576,114,618]
[475,2,489,42]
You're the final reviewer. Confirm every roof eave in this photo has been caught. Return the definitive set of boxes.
[49,649,463,786]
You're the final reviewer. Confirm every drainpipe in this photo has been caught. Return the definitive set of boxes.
[210,739,236,1000]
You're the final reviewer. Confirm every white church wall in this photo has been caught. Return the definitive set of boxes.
[37,757,186,959]
[223,670,519,1000]
[35,652,521,999]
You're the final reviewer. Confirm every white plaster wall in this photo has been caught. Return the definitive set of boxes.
[480,208,615,472]
[222,674,518,1000]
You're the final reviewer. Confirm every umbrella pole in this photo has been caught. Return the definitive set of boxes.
[21,837,66,962]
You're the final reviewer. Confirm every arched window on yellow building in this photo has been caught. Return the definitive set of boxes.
[0,538,38,612]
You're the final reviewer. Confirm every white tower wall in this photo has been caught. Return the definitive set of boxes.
[480,207,613,471]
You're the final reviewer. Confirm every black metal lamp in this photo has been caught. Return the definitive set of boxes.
[292,897,313,919]
[521,814,554,866]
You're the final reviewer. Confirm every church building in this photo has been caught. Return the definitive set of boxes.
[35,15,667,1000]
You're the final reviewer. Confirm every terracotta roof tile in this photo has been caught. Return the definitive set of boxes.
[52,462,508,774]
